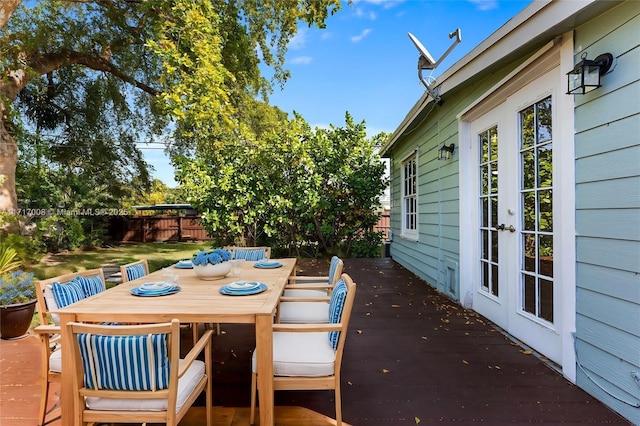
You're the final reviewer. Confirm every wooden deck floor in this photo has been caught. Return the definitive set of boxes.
[0,258,631,425]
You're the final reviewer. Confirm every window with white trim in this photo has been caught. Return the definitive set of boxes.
[401,151,418,239]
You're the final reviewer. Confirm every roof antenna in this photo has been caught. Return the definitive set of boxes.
[408,29,462,104]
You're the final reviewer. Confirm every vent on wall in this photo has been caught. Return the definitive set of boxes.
[444,257,459,300]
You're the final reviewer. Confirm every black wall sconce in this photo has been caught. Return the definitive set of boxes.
[438,143,455,161]
[567,52,613,95]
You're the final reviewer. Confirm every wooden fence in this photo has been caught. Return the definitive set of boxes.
[108,215,211,242]
[109,212,391,243]
[374,213,390,240]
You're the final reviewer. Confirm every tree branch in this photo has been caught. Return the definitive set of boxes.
[30,50,159,96]
[0,0,22,29]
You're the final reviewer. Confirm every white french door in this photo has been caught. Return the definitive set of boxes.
[465,69,566,365]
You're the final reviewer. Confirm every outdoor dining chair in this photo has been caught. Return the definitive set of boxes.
[250,273,357,426]
[65,319,213,426]
[225,246,271,261]
[277,257,344,324]
[119,259,149,283]
[34,268,107,426]
[282,255,343,299]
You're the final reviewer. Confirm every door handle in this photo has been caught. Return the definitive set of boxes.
[496,224,516,233]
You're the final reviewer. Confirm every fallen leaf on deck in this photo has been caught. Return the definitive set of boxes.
[462,360,469,365]
[522,350,533,355]
[357,329,363,334]
[415,417,421,424]
[391,304,402,308]
[382,368,390,373]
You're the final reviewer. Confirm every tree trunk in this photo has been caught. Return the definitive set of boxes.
[0,98,17,212]
[0,0,22,212]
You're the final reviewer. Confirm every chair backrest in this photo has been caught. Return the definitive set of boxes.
[229,246,271,261]
[66,320,181,416]
[327,256,344,286]
[36,269,106,326]
[120,259,149,283]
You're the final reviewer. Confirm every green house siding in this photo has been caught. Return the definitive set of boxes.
[388,58,525,300]
[573,3,640,423]
[386,2,639,422]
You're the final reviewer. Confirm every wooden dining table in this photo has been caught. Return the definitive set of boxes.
[55,258,297,426]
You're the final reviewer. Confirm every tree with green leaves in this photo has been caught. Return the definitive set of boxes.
[0,0,341,213]
[176,109,389,257]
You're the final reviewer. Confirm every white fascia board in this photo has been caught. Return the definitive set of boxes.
[382,0,603,156]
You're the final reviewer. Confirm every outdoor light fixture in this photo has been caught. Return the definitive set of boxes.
[438,143,455,161]
[566,52,613,95]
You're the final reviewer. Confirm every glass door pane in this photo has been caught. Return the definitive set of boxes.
[519,96,554,324]
[479,126,499,297]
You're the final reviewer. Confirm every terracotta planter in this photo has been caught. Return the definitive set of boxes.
[193,261,232,281]
[0,299,36,340]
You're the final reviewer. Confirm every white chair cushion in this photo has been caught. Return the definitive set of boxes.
[85,359,205,413]
[278,301,329,324]
[43,285,60,325]
[252,332,336,377]
[49,348,62,373]
[282,289,328,298]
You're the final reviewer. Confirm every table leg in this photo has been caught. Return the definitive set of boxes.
[255,314,274,426]
[59,313,78,426]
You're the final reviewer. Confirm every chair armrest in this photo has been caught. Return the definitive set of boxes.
[34,324,61,349]
[288,276,329,284]
[273,323,342,333]
[33,324,60,335]
[179,329,213,377]
[284,284,332,290]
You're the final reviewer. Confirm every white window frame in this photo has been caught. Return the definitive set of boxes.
[401,150,418,240]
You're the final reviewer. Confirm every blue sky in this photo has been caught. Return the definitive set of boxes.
[146,0,532,186]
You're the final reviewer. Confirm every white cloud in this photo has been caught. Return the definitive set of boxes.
[350,28,372,42]
[469,0,499,11]
[356,0,404,9]
[288,27,308,50]
[289,56,313,65]
[355,7,377,20]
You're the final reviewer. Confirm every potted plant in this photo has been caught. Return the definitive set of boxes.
[192,248,232,280]
[0,269,37,339]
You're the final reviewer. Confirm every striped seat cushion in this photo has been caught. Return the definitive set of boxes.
[79,274,105,296]
[234,249,267,261]
[51,278,86,308]
[125,264,147,281]
[327,278,347,349]
[77,333,170,391]
[327,256,340,285]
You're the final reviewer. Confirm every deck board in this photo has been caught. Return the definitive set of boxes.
[0,258,630,425]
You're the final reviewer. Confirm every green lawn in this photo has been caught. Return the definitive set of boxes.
[28,241,212,280]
